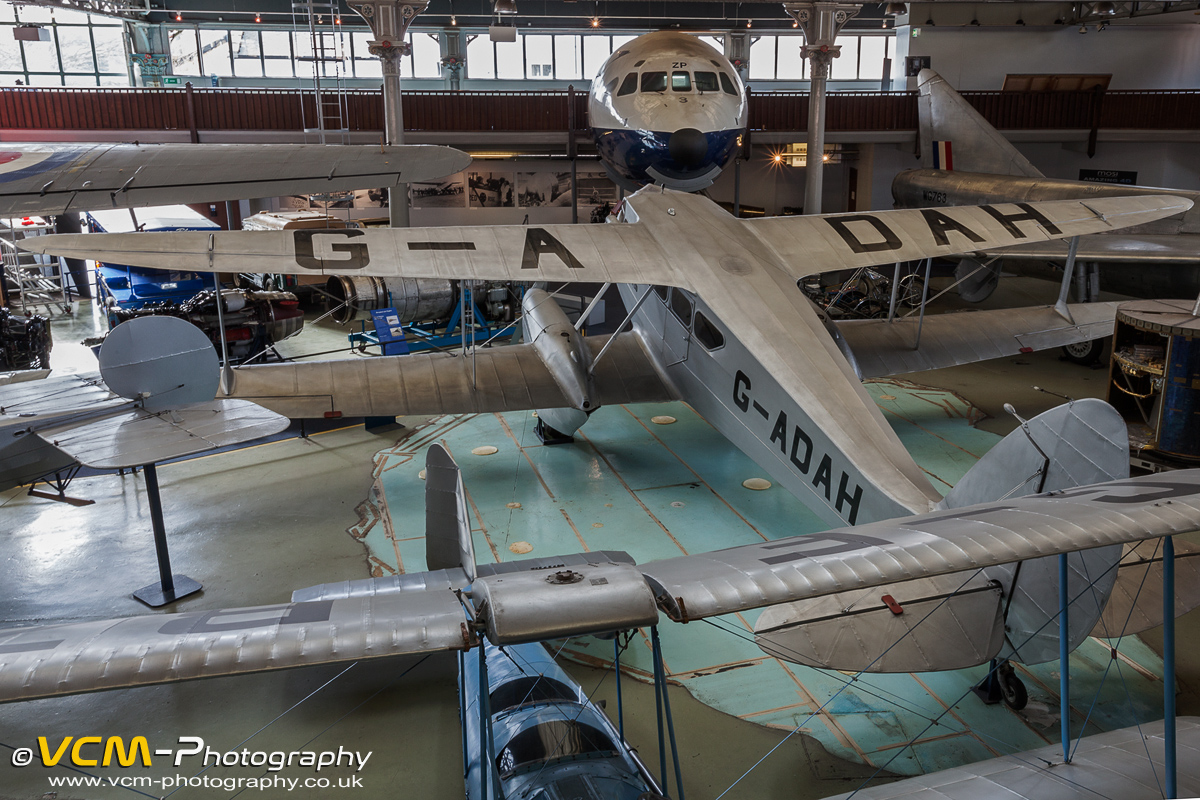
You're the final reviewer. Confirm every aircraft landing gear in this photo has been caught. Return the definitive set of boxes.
[972,659,1029,710]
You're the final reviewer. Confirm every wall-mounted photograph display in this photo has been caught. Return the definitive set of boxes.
[468,171,515,208]
[412,175,466,208]
[518,171,572,207]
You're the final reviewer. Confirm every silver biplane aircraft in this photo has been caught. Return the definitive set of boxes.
[1,444,1199,799]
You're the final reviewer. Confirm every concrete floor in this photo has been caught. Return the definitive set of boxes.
[0,277,1195,799]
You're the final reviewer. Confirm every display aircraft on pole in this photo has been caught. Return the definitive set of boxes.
[588,31,747,191]
[1,444,1199,799]
[891,69,1200,300]
[0,142,471,217]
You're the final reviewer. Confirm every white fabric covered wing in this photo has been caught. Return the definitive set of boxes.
[0,592,470,702]
[748,195,1193,279]
[641,472,1200,622]
[38,398,289,469]
[987,233,1200,264]
[22,219,689,289]
[0,143,471,217]
[838,302,1119,378]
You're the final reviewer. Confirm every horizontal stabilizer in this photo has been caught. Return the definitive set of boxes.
[838,302,1119,379]
[1092,538,1200,638]
[0,372,121,430]
[0,143,472,217]
[37,398,289,469]
[754,572,1004,672]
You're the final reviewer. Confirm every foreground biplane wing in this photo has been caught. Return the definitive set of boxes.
[1,442,1199,703]
[0,142,471,217]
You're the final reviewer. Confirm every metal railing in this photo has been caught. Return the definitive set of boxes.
[1,85,1197,134]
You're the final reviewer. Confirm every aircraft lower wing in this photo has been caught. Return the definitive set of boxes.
[3,469,1200,702]
[225,333,674,419]
[837,302,1119,379]
[823,718,1200,800]
[984,233,1200,264]
[0,143,471,217]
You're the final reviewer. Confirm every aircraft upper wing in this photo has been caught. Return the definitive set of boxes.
[0,143,471,217]
[2,470,1200,702]
[20,215,693,290]
[641,472,1200,622]
[23,191,1190,289]
[226,333,674,419]
[0,591,471,702]
[746,195,1194,280]
[984,233,1200,264]
[837,302,1119,379]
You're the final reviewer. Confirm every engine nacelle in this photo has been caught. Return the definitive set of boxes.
[523,289,596,437]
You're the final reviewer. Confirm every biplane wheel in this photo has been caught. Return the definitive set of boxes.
[1061,338,1105,366]
[998,666,1028,710]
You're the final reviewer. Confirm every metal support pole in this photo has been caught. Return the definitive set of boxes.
[651,626,668,793]
[614,636,625,743]
[571,157,578,225]
[733,157,742,218]
[1165,535,1177,798]
[913,257,932,350]
[459,651,469,779]
[1059,552,1071,763]
[382,55,410,228]
[805,56,828,215]
[652,626,686,800]
[1054,235,1080,323]
[887,262,901,322]
[132,463,201,607]
[478,645,490,800]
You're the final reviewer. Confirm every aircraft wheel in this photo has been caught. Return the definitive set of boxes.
[1061,338,1105,366]
[998,665,1028,711]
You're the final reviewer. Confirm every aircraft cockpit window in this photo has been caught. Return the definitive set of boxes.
[641,71,668,93]
[489,677,577,714]
[671,71,692,91]
[693,311,725,350]
[605,77,619,94]
[617,73,638,96]
[668,289,693,325]
[694,71,719,93]
[719,72,738,95]
[633,59,646,67]
[495,721,617,778]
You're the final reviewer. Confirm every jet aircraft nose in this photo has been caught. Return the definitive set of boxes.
[668,128,709,169]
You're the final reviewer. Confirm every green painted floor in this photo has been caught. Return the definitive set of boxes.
[356,383,1168,778]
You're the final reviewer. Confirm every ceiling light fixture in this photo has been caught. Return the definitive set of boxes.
[591,16,599,27]
[746,19,752,27]
[175,10,182,21]
[255,12,261,22]
[495,0,517,15]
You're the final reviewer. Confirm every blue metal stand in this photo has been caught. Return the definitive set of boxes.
[1060,553,1071,763]
[615,637,625,743]
[1165,536,1177,798]
[651,626,686,800]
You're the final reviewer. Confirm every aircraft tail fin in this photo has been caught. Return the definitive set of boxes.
[425,443,478,581]
[917,69,1045,178]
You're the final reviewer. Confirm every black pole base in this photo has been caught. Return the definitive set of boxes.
[133,575,202,608]
[971,660,1004,705]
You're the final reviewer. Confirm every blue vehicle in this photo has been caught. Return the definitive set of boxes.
[87,205,218,319]
[461,640,665,800]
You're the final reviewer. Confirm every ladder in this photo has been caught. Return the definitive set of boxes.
[1,220,71,316]
[292,0,350,144]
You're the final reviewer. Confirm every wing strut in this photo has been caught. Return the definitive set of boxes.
[589,285,655,377]
[1054,235,1081,324]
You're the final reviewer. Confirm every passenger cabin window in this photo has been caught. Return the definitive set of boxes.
[669,289,693,325]
[671,71,692,91]
[654,285,669,302]
[496,721,617,778]
[720,72,738,95]
[693,311,725,350]
[617,72,638,96]
[641,71,668,92]
[694,71,719,92]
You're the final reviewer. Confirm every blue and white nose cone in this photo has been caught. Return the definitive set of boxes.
[589,31,748,192]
